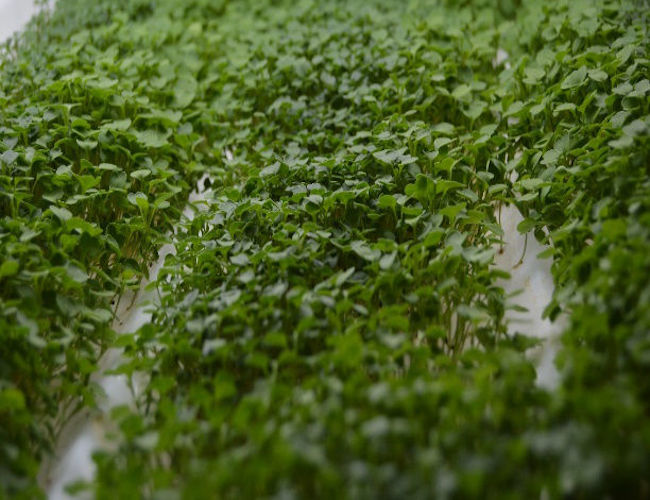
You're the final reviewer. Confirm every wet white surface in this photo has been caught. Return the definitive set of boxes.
[493,205,562,389]
[491,49,562,389]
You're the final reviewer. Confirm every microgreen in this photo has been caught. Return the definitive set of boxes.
[1,0,649,498]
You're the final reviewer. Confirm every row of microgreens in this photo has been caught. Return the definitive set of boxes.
[0,1,215,495]
[501,1,650,491]
[84,0,649,498]
[1,0,649,498]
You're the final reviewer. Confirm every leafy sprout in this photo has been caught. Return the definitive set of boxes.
[1,0,649,498]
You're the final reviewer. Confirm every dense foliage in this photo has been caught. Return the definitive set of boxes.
[0,0,648,498]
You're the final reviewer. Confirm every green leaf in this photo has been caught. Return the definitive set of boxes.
[127,192,149,211]
[67,218,102,237]
[436,179,464,194]
[50,206,73,221]
[561,66,587,90]
[174,75,198,108]
[130,169,151,180]
[77,175,100,192]
[1,150,18,164]
[516,178,547,191]
[0,260,19,278]
[230,253,250,266]
[133,129,170,148]
[350,240,381,262]
[516,218,537,234]
[524,67,545,84]
[101,118,132,131]
[378,194,397,211]
[65,264,89,283]
[431,122,455,136]
[260,162,280,177]
[588,69,608,82]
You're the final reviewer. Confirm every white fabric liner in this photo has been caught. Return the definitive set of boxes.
[0,7,562,497]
